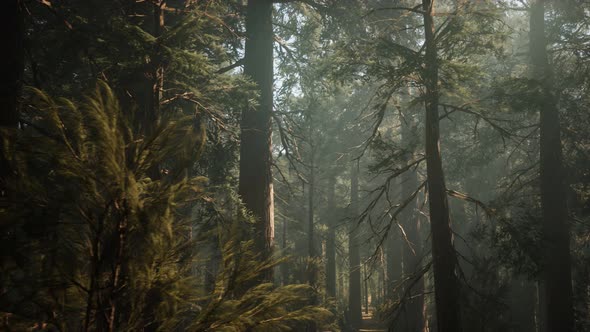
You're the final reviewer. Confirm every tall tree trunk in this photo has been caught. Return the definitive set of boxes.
[363,263,369,314]
[152,0,164,123]
[142,4,166,330]
[349,162,362,329]
[1,0,23,128]
[325,175,337,297]
[142,0,165,135]
[401,121,425,332]
[133,0,166,180]
[379,246,386,304]
[529,1,574,331]
[306,144,318,332]
[308,148,317,285]
[0,0,24,201]
[537,281,547,332]
[239,0,275,281]
[421,1,462,331]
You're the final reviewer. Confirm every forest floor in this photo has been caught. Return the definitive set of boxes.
[359,308,386,332]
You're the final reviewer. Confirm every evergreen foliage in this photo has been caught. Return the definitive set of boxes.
[0,83,333,331]
[2,0,590,331]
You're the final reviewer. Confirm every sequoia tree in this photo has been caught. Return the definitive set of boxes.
[1,0,23,128]
[421,0,462,331]
[239,0,275,280]
[0,0,24,203]
[530,0,574,331]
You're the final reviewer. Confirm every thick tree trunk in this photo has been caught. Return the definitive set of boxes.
[537,281,547,332]
[1,0,23,128]
[421,1,462,331]
[400,121,425,332]
[0,0,24,201]
[139,0,165,136]
[239,0,275,281]
[325,176,337,297]
[349,162,362,329]
[127,0,166,180]
[529,1,574,331]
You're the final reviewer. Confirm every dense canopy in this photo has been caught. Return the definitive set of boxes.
[2,0,590,331]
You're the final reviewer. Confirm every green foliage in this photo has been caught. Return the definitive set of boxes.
[1,82,206,330]
[193,240,333,331]
[7,0,590,330]
[0,83,334,331]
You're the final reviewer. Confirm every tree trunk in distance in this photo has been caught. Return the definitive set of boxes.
[349,162,362,329]
[363,263,369,314]
[307,144,317,332]
[326,175,337,297]
[308,147,317,286]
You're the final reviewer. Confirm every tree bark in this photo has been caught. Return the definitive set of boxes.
[0,0,24,201]
[421,1,462,331]
[349,162,362,329]
[239,0,275,282]
[529,1,574,331]
[1,0,23,128]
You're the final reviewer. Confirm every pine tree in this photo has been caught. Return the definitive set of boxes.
[421,1,462,330]
[530,1,574,330]
[0,0,24,207]
[349,161,363,329]
[239,0,275,283]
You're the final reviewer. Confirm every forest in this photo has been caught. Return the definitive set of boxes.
[1,0,590,331]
